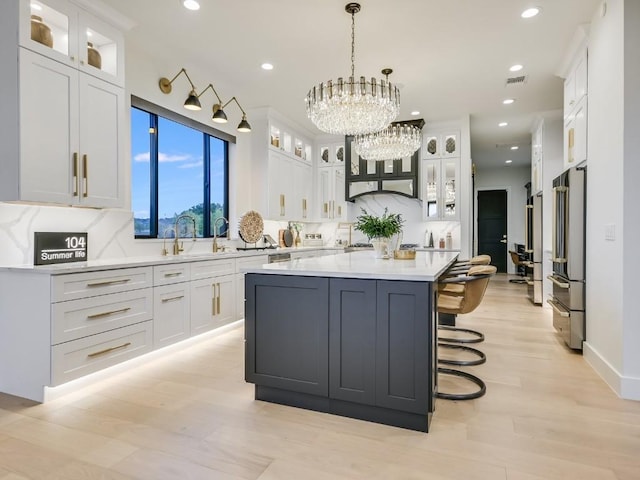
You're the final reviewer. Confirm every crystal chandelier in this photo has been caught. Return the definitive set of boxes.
[305,3,400,136]
[354,117,422,161]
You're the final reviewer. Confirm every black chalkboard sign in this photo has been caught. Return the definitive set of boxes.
[34,232,88,265]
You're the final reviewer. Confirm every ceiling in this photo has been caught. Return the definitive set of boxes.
[102,0,600,170]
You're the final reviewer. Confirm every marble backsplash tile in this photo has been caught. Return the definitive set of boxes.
[0,203,135,266]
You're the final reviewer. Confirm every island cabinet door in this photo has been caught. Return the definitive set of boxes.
[375,281,434,415]
[329,278,377,405]
[245,274,329,396]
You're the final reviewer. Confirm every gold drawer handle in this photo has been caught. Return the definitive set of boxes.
[87,279,131,287]
[161,295,184,303]
[87,342,132,358]
[164,272,183,277]
[87,307,131,319]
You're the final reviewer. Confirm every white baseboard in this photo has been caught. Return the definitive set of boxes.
[583,341,640,401]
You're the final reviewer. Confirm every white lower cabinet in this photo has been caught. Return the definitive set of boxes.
[153,282,191,348]
[191,274,236,335]
[0,256,245,402]
[190,258,236,334]
[52,321,153,386]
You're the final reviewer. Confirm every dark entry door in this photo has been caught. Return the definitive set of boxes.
[477,190,508,273]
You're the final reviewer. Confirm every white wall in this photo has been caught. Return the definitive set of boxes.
[474,165,530,273]
[583,0,640,400]
[622,0,640,397]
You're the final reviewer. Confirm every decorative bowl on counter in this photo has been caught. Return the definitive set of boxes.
[393,249,416,260]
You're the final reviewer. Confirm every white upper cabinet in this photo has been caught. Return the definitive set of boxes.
[563,51,587,118]
[318,141,346,221]
[563,48,588,170]
[422,132,459,159]
[20,0,125,86]
[531,120,543,195]
[422,157,460,221]
[250,108,315,221]
[0,0,127,207]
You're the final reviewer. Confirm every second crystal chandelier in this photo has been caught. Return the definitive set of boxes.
[305,3,400,136]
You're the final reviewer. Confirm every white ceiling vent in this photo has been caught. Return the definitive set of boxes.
[506,75,528,86]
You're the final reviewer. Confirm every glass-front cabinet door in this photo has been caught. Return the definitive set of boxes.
[20,0,125,86]
[422,158,459,221]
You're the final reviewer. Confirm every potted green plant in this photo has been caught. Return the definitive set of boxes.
[354,208,404,258]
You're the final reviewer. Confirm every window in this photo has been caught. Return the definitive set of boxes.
[131,96,233,238]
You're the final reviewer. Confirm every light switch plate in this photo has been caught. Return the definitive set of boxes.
[605,224,616,241]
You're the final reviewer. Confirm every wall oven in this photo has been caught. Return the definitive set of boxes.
[547,167,586,349]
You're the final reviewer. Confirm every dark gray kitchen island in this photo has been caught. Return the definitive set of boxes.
[243,250,457,432]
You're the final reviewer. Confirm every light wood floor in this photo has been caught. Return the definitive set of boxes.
[1,274,639,479]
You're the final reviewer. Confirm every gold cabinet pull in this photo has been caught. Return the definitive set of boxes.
[87,307,131,319]
[337,205,342,216]
[211,283,217,317]
[87,278,131,287]
[161,295,184,303]
[302,198,307,218]
[163,272,183,278]
[72,152,79,196]
[216,283,221,315]
[87,342,132,358]
[82,154,88,197]
[279,194,285,216]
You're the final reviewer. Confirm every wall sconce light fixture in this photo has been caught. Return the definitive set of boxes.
[158,68,201,111]
[159,68,251,132]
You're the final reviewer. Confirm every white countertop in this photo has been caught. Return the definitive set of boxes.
[243,250,459,281]
[0,247,344,275]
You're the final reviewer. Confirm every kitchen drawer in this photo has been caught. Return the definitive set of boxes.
[549,275,584,311]
[52,288,153,345]
[51,321,153,386]
[153,263,191,286]
[235,255,269,273]
[191,258,235,280]
[548,299,584,350]
[52,267,153,302]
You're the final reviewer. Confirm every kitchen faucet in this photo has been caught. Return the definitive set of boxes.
[212,216,229,252]
[172,214,197,255]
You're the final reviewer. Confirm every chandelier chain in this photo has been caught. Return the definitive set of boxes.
[350,9,355,79]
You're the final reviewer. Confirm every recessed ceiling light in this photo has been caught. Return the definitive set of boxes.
[182,0,200,11]
[511,146,519,150]
[30,3,43,11]
[521,7,540,18]
[509,64,523,72]
[505,160,513,164]
[499,122,508,127]
[411,111,420,116]
[86,30,93,37]
[261,63,274,70]
[503,98,515,105]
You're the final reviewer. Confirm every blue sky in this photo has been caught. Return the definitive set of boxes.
[131,108,226,219]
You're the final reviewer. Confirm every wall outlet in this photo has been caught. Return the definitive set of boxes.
[605,224,616,241]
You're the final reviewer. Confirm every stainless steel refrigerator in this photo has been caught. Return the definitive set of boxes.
[547,167,586,350]
[525,193,542,305]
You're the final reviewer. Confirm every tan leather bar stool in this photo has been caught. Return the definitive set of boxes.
[436,264,496,401]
